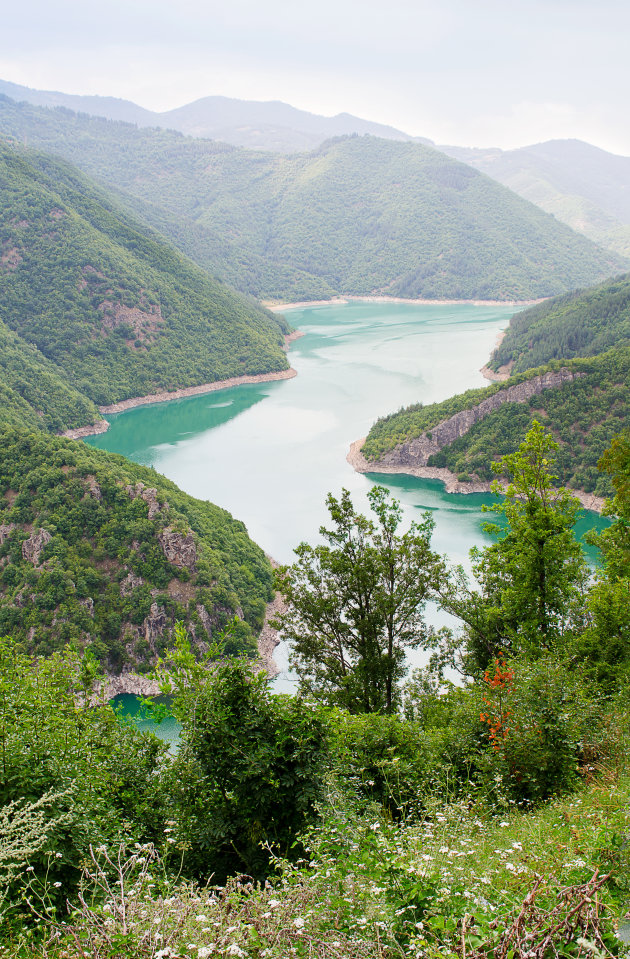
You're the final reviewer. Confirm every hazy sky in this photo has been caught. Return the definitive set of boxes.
[3,0,630,154]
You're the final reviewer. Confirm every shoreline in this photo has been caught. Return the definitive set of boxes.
[62,366,297,440]
[347,437,606,514]
[265,295,545,312]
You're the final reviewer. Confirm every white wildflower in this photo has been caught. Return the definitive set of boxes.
[293,917,305,929]
[226,946,245,958]
[197,948,215,958]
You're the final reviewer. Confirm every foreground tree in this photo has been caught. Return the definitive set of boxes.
[441,421,589,671]
[274,486,445,713]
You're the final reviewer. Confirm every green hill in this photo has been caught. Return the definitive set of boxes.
[0,140,290,407]
[490,272,630,374]
[0,98,623,301]
[0,316,101,433]
[0,428,274,671]
[362,348,630,497]
[442,139,630,261]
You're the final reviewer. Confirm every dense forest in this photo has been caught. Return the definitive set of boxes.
[0,97,623,301]
[0,141,290,407]
[0,428,274,670]
[491,272,630,373]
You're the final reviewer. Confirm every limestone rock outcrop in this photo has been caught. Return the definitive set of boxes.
[22,528,52,566]
[158,527,197,570]
[374,368,583,471]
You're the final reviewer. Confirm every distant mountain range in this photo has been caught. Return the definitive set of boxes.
[0,79,423,153]
[0,97,622,302]
[2,79,629,262]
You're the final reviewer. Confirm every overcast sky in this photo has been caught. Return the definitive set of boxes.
[2,0,630,154]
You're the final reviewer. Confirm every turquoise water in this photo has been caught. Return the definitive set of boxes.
[111,693,181,750]
[88,300,608,702]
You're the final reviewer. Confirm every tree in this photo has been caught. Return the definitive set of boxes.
[574,430,630,690]
[159,625,327,882]
[274,486,445,714]
[441,421,589,671]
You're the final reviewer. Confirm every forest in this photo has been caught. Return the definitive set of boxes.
[0,142,290,410]
[0,97,623,302]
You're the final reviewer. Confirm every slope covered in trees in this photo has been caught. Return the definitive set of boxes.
[0,97,623,301]
[0,428,274,672]
[443,139,630,260]
[0,140,290,406]
[490,272,630,374]
[362,348,630,496]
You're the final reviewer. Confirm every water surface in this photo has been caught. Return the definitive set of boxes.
[88,301,607,687]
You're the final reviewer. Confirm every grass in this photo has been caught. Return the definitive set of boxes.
[8,764,630,958]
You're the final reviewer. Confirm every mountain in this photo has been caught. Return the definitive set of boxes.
[441,139,630,260]
[0,428,274,671]
[490,272,630,374]
[0,79,419,153]
[0,140,290,408]
[0,98,623,301]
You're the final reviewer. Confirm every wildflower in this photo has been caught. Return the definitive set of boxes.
[293,917,305,929]
[53,882,62,888]
[226,946,245,958]
[371,822,381,831]
[197,949,214,958]
[26,866,34,872]
[268,899,281,908]
[195,915,209,923]
[499,821,510,827]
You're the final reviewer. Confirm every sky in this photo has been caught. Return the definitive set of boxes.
[2,0,630,154]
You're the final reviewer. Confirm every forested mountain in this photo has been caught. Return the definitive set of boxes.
[0,97,623,301]
[490,272,630,374]
[442,139,630,260]
[0,141,290,407]
[0,428,273,670]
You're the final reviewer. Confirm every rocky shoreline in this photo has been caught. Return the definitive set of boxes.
[62,367,298,440]
[347,437,606,514]
[265,295,544,312]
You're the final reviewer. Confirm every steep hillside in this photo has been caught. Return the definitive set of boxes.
[0,317,101,433]
[442,139,630,260]
[0,98,622,301]
[0,428,274,671]
[361,348,630,498]
[0,140,290,406]
[491,272,630,374]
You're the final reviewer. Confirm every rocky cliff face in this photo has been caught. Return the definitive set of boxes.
[375,368,583,470]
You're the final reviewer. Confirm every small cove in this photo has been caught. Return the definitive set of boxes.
[87,300,608,713]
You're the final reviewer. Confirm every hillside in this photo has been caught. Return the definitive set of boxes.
[0,140,290,406]
[0,317,102,433]
[491,272,630,374]
[360,348,630,497]
[0,428,274,671]
[0,98,623,301]
[442,139,630,260]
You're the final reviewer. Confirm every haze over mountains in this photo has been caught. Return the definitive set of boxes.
[1,78,629,265]
[0,94,622,303]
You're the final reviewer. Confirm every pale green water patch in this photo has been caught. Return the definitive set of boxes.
[111,693,181,751]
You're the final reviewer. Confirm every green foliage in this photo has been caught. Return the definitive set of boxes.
[364,347,630,496]
[0,140,289,410]
[493,271,630,373]
[0,99,622,301]
[0,635,169,912]
[573,431,630,690]
[274,486,444,714]
[0,428,272,670]
[162,629,328,882]
[441,422,589,670]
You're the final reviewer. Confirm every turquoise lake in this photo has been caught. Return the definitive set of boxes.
[86,300,608,698]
